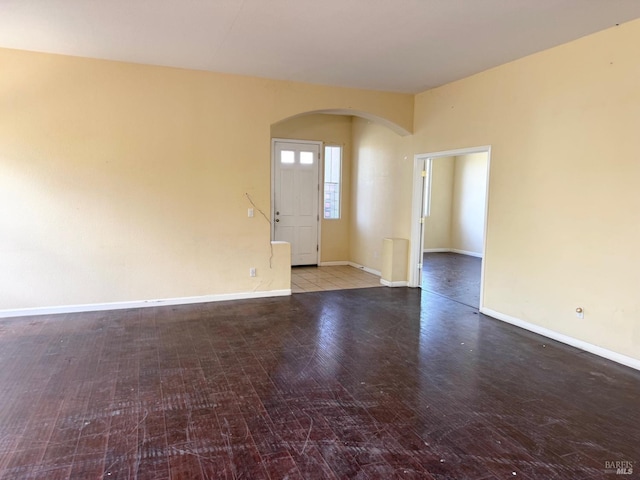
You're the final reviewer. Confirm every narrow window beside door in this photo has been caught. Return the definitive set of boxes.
[324,146,342,219]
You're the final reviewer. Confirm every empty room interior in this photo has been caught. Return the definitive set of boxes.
[1,1,640,478]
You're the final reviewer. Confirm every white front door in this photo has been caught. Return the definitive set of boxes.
[272,140,321,266]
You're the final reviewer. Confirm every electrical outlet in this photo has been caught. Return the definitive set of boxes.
[249,267,256,277]
[248,208,254,218]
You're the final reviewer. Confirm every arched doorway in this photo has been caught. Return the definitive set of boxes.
[270,111,413,293]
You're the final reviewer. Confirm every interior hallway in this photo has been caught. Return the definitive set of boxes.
[0,288,638,479]
[422,252,482,308]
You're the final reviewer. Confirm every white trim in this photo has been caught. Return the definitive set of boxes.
[347,262,381,277]
[318,261,349,266]
[380,279,409,287]
[271,138,322,146]
[409,156,426,288]
[422,248,482,258]
[0,289,292,319]
[423,158,433,217]
[418,146,492,158]
[317,143,324,265]
[481,307,640,372]
[450,249,483,258]
[479,149,491,310]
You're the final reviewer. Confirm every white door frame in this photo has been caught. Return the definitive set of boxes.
[409,146,491,310]
[271,138,323,264]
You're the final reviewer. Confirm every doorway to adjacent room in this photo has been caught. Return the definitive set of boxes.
[410,147,490,309]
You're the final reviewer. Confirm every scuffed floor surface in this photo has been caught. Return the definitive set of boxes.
[0,288,638,479]
[422,253,481,308]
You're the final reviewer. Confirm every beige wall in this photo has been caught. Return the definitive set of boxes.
[0,48,413,310]
[423,157,454,250]
[451,153,488,255]
[271,114,352,263]
[423,153,487,255]
[350,118,413,272]
[3,17,639,366]
[413,19,640,361]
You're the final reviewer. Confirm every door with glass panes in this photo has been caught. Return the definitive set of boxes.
[272,140,320,266]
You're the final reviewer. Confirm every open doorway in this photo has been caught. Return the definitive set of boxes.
[409,147,490,309]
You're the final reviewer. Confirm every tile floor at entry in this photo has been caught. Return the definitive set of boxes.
[0,288,639,479]
[291,265,382,293]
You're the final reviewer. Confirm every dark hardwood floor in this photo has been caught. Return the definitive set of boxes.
[422,253,482,307]
[0,288,638,479]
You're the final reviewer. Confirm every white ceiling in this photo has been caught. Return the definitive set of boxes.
[1,0,640,93]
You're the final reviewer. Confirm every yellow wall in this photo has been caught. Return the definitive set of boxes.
[423,153,487,255]
[414,19,640,360]
[423,157,454,250]
[270,114,352,263]
[350,118,413,272]
[450,153,488,255]
[0,48,413,309]
[3,17,640,365]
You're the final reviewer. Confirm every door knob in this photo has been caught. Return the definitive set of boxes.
[276,211,280,215]
[275,219,280,222]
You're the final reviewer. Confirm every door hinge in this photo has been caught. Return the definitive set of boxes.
[317,214,320,221]
[419,217,425,224]
[421,170,427,177]
[317,245,319,252]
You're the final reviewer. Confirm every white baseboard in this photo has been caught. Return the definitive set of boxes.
[0,289,292,319]
[317,261,349,266]
[481,307,640,372]
[348,262,381,277]
[380,279,408,287]
[422,248,482,258]
[450,249,483,258]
